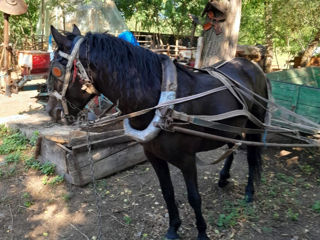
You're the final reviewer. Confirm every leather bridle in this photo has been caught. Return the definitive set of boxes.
[49,36,98,116]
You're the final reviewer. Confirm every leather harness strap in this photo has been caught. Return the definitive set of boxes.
[169,110,296,134]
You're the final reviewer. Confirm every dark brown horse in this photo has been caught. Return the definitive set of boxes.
[47,25,269,240]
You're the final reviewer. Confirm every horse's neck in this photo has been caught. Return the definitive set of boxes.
[95,67,161,129]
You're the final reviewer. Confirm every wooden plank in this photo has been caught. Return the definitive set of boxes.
[296,105,320,124]
[268,67,320,88]
[68,129,124,147]
[71,134,132,153]
[82,121,123,133]
[67,141,138,171]
[39,137,67,175]
[298,87,320,107]
[44,135,69,144]
[68,144,146,186]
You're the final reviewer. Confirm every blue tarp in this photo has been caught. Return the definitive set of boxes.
[118,31,140,46]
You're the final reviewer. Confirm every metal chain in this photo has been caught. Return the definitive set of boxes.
[86,122,104,240]
[84,39,104,240]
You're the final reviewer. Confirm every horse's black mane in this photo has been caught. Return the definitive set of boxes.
[82,32,163,108]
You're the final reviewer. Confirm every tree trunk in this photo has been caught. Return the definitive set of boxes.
[264,0,273,73]
[200,0,242,68]
[300,30,320,67]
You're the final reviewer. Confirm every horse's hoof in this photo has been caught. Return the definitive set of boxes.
[197,234,210,240]
[218,179,229,188]
[244,194,253,203]
[165,230,180,239]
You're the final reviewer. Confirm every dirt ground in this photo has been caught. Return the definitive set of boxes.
[0,91,319,240]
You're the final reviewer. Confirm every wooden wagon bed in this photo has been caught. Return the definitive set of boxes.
[267,67,320,124]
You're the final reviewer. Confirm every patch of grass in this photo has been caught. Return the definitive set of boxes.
[24,156,41,170]
[303,183,312,189]
[312,201,320,213]
[299,164,314,175]
[62,193,72,202]
[262,227,272,233]
[286,208,299,221]
[215,200,256,228]
[276,173,295,184]
[123,214,132,225]
[217,212,238,228]
[0,124,11,137]
[48,175,64,185]
[0,131,28,154]
[0,164,18,178]
[8,165,17,176]
[22,192,33,208]
[23,192,30,199]
[42,176,49,185]
[29,131,40,146]
[96,179,107,191]
[268,186,278,198]
[273,212,280,220]
[5,152,21,164]
[40,162,56,176]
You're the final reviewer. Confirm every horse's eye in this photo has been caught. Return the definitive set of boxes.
[52,66,63,78]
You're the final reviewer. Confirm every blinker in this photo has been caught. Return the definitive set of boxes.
[52,66,63,78]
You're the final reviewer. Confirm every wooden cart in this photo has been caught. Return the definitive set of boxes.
[267,67,320,124]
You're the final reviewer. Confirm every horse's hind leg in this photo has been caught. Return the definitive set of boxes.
[218,143,235,188]
[180,155,209,240]
[145,151,181,239]
[245,132,262,202]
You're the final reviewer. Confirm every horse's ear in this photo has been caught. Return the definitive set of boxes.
[72,24,81,36]
[51,25,72,50]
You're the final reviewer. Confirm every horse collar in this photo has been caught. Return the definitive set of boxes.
[123,57,177,143]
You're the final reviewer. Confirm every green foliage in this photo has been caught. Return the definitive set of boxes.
[0,131,28,155]
[116,0,207,38]
[299,164,315,175]
[40,162,56,176]
[24,156,41,170]
[0,0,41,49]
[62,193,72,202]
[29,131,40,146]
[0,125,10,138]
[312,201,320,213]
[0,0,318,65]
[123,214,132,225]
[215,200,256,228]
[240,0,320,55]
[275,173,295,184]
[286,208,299,221]
[5,152,21,164]
[217,212,238,228]
[8,165,17,176]
[42,175,49,185]
[48,175,64,185]
[22,192,33,208]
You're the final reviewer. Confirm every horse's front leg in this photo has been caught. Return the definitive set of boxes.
[180,155,209,240]
[145,151,181,239]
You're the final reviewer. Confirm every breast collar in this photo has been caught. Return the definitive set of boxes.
[50,36,98,116]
